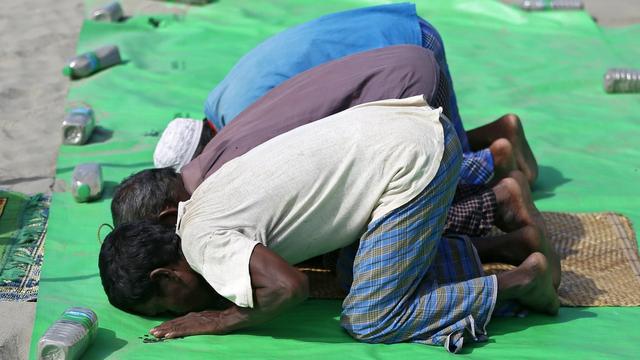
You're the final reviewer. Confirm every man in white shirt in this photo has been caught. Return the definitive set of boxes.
[99,96,558,353]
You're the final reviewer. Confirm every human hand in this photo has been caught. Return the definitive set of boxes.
[149,311,229,339]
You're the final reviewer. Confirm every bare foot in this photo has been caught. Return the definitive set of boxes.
[499,114,538,185]
[465,114,538,185]
[490,138,518,182]
[493,171,541,232]
[474,225,542,265]
[492,172,560,288]
[473,225,561,289]
[496,252,559,315]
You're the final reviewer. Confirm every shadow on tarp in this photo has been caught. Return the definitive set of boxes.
[39,273,99,283]
[244,300,351,344]
[461,308,597,354]
[83,328,128,359]
[89,126,114,144]
[99,180,120,201]
[132,300,597,350]
[134,300,352,345]
[533,165,571,200]
[490,307,597,337]
[56,162,154,175]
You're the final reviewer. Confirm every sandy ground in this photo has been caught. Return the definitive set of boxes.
[0,0,638,359]
[0,1,83,359]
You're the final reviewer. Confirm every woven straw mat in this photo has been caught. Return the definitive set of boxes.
[296,212,640,307]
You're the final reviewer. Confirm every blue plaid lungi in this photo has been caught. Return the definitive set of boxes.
[335,234,486,292]
[340,116,497,353]
[419,19,495,185]
[460,149,494,185]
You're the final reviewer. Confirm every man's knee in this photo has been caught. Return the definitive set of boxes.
[340,311,391,343]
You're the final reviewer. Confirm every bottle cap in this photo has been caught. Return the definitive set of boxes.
[62,66,73,77]
[76,184,91,202]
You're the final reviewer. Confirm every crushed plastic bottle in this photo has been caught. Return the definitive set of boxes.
[604,68,640,94]
[62,45,121,79]
[62,107,95,145]
[521,0,584,10]
[91,1,124,22]
[37,307,98,360]
[71,163,103,203]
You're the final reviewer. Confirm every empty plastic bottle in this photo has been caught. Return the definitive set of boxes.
[62,107,95,145]
[91,1,124,22]
[37,307,98,360]
[521,0,584,10]
[71,163,103,203]
[604,68,640,93]
[62,45,121,79]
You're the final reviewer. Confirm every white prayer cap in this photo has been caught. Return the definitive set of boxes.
[153,118,203,172]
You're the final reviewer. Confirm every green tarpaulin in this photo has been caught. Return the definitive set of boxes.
[30,0,640,358]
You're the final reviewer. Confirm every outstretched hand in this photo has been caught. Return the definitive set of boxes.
[150,244,308,339]
[150,310,228,339]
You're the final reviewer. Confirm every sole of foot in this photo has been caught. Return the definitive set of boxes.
[517,225,561,289]
[499,252,559,315]
[494,171,541,232]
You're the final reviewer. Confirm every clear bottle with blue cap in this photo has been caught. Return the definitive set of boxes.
[37,307,98,360]
[62,107,95,145]
[63,45,121,79]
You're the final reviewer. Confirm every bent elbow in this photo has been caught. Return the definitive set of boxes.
[275,271,308,306]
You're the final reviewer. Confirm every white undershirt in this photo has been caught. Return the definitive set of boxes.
[176,95,445,308]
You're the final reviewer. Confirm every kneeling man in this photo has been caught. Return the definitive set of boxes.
[99,96,558,353]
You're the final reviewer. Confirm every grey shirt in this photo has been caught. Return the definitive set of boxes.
[181,45,440,194]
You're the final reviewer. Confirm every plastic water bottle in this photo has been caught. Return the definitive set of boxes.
[62,45,121,79]
[91,1,124,22]
[62,107,95,145]
[71,163,103,203]
[521,0,584,10]
[37,307,98,360]
[604,68,640,93]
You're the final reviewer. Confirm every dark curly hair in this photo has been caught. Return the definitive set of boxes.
[98,221,181,313]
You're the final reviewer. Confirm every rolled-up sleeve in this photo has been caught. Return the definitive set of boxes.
[188,229,259,308]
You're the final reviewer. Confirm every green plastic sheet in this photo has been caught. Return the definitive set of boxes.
[30,0,640,358]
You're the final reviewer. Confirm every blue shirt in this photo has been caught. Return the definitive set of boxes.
[204,3,422,129]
